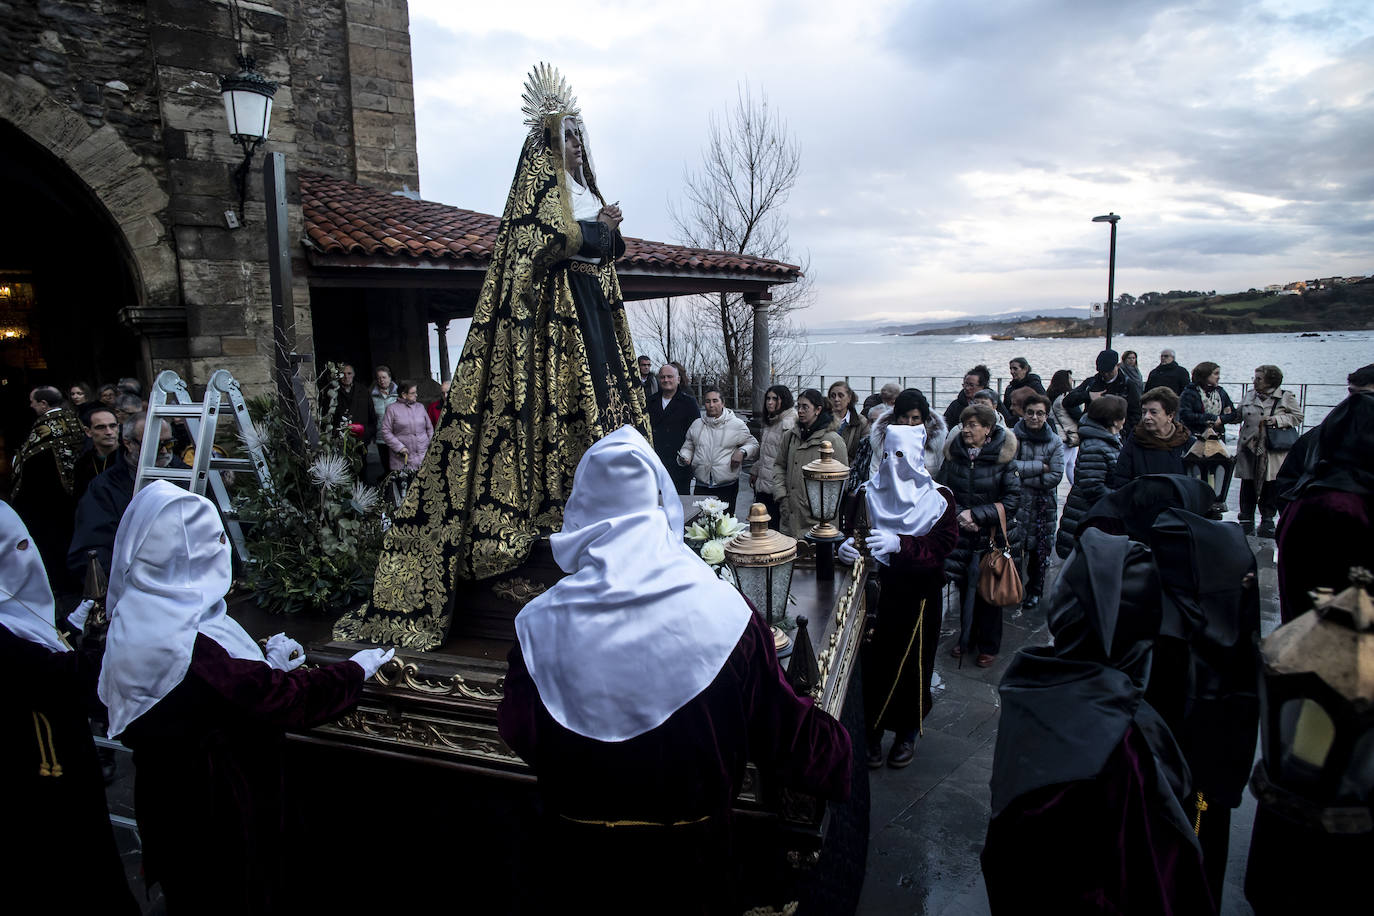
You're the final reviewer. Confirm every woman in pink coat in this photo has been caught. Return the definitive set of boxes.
[379,381,434,471]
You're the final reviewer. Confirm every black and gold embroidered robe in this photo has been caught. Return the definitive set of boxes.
[336,114,650,650]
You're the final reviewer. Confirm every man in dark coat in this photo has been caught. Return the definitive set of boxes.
[71,406,122,503]
[1064,348,1143,431]
[1145,348,1191,395]
[983,528,1214,915]
[1111,386,1195,487]
[943,364,991,429]
[329,363,377,443]
[67,413,182,582]
[647,363,701,494]
[636,354,658,399]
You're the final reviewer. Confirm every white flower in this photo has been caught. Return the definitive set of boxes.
[699,539,727,566]
[715,516,744,538]
[695,497,728,519]
[350,481,380,513]
[685,522,710,541]
[238,421,269,453]
[308,453,351,489]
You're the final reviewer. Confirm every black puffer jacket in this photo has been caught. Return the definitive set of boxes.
[937,425,1022,581]
[1056,417,1122,558]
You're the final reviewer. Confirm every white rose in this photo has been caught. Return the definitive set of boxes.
[700,539,727,566]
[716,516,744,538]
[685,522,710,541]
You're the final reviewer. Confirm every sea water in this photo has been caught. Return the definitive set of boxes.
[799,330,1372,426]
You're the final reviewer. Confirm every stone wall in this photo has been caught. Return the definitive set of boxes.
[344,0,419,193]
[0,0,423,396]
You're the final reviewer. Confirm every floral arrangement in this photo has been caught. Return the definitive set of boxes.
[234,363,385,614]
[685,497,744,568]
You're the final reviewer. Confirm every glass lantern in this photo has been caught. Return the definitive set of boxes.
[801,439,849,540]
[724,503,798,628]
[1244,567,1374,912]
[220,55,278,145]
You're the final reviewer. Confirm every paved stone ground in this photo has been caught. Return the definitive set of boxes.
[104,472,1282,915]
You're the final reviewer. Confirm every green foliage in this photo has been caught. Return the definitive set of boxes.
[235,364,384,615]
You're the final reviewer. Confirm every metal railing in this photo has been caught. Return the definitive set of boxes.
[690,374,1348,433]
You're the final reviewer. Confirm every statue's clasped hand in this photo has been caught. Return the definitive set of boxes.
[597,201,623,231]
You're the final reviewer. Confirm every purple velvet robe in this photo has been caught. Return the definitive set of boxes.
[118,634,364,915]
[1276,489,1373,622]
[1,624,138,914]
[864,493,959,736]
[498,611,852,914]
[982,724,1215,916]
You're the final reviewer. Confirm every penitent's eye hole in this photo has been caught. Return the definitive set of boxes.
[894,451,904,458]
[17,538,29,550]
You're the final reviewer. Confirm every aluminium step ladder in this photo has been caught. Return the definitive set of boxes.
[134,369,273,557]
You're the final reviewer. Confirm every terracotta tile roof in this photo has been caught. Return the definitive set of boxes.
[300,171,801,280]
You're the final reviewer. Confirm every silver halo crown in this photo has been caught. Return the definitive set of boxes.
[521,62,579,142]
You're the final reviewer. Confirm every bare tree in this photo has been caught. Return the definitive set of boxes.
[653,84,814,407]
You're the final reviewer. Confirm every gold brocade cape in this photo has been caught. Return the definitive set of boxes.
[335,115,650,650]
[12,407,86,498]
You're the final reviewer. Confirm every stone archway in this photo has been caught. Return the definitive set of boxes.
[0,72,178,316]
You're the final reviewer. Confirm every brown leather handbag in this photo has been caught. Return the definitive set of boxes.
[976,502,1024,607]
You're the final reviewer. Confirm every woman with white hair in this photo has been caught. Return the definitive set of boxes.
[498,426,852,913]
[100,481,393,913]
[0,503,137,912]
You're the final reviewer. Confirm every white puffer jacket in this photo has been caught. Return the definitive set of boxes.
[678,408,760,487]
[752,407,797,495]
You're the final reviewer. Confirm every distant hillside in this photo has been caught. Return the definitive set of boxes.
[911,280,1374,337]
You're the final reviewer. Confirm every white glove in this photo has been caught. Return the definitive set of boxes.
[865,530,901,561]
[349,647,396,679]
[265,633,306,671]
[837,538,860,565]
[67,599,95,631]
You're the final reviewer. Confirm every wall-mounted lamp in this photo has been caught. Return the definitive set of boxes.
[219,54,277,220]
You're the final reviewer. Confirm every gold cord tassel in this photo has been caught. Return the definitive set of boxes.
[1193,791,1208,835]
[32,712,62,777]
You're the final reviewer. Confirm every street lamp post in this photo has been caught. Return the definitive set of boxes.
[1092,213,1120,350]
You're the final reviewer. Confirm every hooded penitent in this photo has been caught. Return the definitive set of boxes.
[865,424,949,560]
[99,481,264,738]
[0,501,69,653]
[1080,473,1214,543]
[990,529,1190,820]
[513,426,752,742]
[1148,508,1260,807]
[337,64,651,650]
[984,528,1212,914]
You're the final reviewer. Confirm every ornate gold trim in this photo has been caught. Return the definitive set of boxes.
[816,559,865,701]
[330,709,520,763]
[490,576,549,608]
[374,658,505,702]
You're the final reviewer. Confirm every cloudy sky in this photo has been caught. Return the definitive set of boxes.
[406,0,1373,326]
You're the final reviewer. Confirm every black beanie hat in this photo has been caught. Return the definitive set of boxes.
[1096,349,1120,373]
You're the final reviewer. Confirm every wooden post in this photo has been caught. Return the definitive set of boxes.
[263,152,319,450]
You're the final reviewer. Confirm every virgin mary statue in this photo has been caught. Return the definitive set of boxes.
[336,64,651,649]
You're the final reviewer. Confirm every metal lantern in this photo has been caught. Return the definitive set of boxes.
[800,439,849,540]
[724,503,798,628]
[1244,568,1374,912]
[219,54,278,217]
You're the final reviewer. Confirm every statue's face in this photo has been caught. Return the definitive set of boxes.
[563,124,583,175]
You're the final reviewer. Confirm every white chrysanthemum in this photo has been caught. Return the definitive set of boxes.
[699,539,727,566]
[350,481,380,513]
[308,453,350,488]
[238,421,269,453]
[695,497,728,518]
